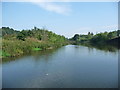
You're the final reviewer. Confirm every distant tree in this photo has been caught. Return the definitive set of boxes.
[72,34,79,41]
[107,32,113,39]
[91,32,94,36]
[34,26,37,30]
[16,32,26,41]
[88,32,91,35]
[27,30,33,37]
[2,27,19,36]
[37,34,42,40]
[117,30,120,37]
[90,32,109,43]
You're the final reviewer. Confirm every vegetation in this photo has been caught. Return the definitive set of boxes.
[70,30,120,44]
[1,27,68,58]
[0,27,19,37]
[1,26,119,58]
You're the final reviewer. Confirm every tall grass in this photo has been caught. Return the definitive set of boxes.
[2,39,68,58]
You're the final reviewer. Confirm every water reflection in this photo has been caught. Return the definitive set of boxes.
[2,44,119,63]
[2,45,118,88]
[81,43,119,53]
[2,47,60,63]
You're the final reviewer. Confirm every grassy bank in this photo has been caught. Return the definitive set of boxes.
[1,27,69,58]
[2,38,68,58]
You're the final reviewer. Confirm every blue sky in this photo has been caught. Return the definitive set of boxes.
[2,2,118,37]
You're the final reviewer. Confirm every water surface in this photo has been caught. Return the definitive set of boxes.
[2,45,118,88]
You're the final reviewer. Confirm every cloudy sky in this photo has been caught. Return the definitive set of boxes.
[2,2,118,38]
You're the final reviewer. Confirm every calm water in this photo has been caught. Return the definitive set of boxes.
[2,45,118,88]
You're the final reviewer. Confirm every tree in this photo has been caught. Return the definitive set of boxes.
[37,34,42,40]
[91,32,94,36]
[34,26,37,30]
[117,30,120,37]
[88,32,91,35]
[107,32,113,39]
[72,34,79,41]
[16,32,26,41]
[27,30,33,37]
[2,27,19,36]
[90,32,108,43]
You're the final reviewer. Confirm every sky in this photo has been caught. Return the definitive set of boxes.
[2,2,118,38]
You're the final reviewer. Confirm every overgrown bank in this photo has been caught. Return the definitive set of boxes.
[1,27,69,58]
[69,30,120,49]
[1,27,119,58]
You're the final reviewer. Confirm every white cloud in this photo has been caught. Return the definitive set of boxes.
[32,2,71,15]
[2,0,71,15]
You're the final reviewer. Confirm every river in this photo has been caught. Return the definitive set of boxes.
[2,45,118,88]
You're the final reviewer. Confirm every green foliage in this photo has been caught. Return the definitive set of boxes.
[90,32,108,44]
[70,30,119,45]
[32,48,42,51]
[16,32,26,41]
[1,27,68,58]
[107,32,113,39]
[117,30,120,37]
[2,51,11,57]
[1,27,19,37]
[3,26,119,58]
[2,39,68,57]
[72,34,80,41]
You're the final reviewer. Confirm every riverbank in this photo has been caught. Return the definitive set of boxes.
[2,38,68,58]
[1,27,69,58]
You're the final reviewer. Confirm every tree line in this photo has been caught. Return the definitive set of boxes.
[1,26,119,58]
[1,26,67,43]
[70,30,120,44]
